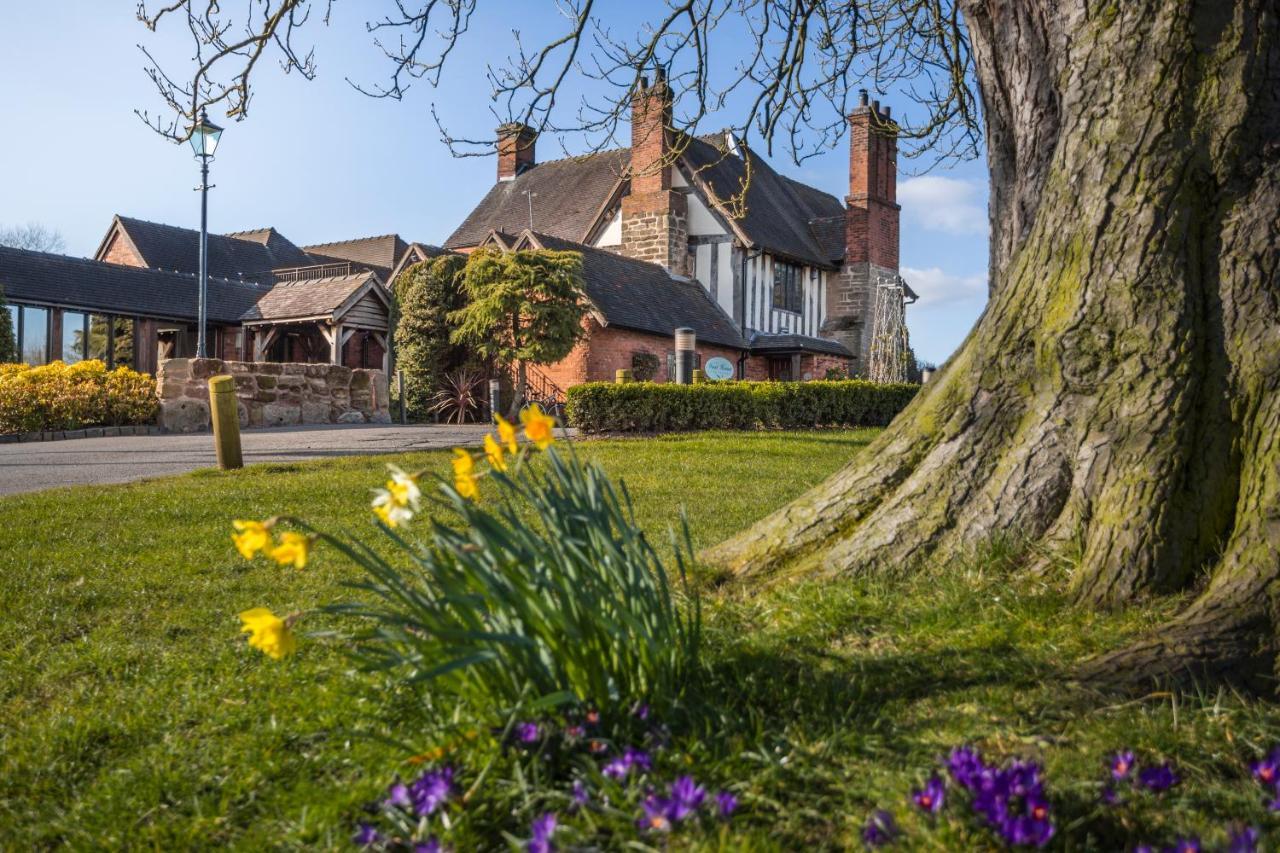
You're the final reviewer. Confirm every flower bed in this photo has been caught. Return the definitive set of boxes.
[564,379,919,433]
[0,359,158,435]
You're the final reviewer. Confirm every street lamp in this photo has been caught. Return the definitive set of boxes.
[188,108,223,358]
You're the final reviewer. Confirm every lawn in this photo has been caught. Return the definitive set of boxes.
[1,429,1277,850]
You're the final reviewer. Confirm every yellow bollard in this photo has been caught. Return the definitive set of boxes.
[209,375,243,470]
[615,368,633,384]
[692,369,705,384]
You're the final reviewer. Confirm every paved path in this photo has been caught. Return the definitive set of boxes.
[0,424,508,496]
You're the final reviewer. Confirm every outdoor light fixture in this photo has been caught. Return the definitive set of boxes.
[187,108,224,357]
[188,109,223,158]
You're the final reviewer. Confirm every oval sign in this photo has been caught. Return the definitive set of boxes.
[704,356,735,381]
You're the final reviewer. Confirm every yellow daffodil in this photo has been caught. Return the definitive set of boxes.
[270,532,311,569]
[495,414,518,455]
[484,433,508,472]
[452,448,479,500]
[371,465,421,528]
[231,519,271,560]
[520,404,556,451]
[239,607,297,660]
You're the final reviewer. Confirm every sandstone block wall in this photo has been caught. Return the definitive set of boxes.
[157,358,390,433]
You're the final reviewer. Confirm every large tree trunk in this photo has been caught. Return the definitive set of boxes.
[704,0,1280,686]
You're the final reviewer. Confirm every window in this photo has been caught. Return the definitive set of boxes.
[113,317,135,368]
[5,305,18,360]
[88,315,111,363]
[772,260,803,313]
[20,306,50,365]
[62,311,89,363]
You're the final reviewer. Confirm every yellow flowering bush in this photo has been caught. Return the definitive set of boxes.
[0,359,158,434]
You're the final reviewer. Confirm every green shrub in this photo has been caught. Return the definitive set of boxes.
[0,359,158,434]
[394,255,470,420]
[565,379,919,433]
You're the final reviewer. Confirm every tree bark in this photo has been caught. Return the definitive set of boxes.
[704,0,1280,687]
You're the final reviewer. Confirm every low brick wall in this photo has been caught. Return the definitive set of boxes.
[157,358,390,433]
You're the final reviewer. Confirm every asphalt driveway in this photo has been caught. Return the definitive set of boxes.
[0,424,510,496]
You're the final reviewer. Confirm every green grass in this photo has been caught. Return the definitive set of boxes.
[1,429,1278,850]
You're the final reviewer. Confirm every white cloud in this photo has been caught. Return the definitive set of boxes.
[898,176,988,235]
[901,265,987,307]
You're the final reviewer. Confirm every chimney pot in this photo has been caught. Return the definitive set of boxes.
[496,122,538,181]
[872,99,880,113]
[883,106,891,118]
[858,89,869,106]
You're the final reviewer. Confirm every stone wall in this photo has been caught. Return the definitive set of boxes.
[157,358,390,433]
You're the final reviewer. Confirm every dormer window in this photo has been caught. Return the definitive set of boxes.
[772,260,802,313]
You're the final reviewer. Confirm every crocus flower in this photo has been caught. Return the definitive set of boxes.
[517,722,540,744]
[637,795,673,833]
[570,780,590,809]
[667,775,706,821]
[408,766,454,816]
[912,775,945,814]
[238,607,297,660]
[527,812,556,853]
[1137,763,1179,792]
[353,823,381,847]
[414,841,441,853]
[603,746,651,780]
[564,724,584,739]
[1227,826,1260,853]
[385,781,411,809]
[1134,846,1154,853]
[633,702,651,721]
[1250,754,1279,787]
[1109,750,1136,781]
[861,810,899,848]
[1169,838,1201,853]
[947,746,985,789]
[715,790,738,818]
[1100,785,1120,806]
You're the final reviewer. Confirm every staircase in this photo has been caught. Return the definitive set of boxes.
[513,363,567,419]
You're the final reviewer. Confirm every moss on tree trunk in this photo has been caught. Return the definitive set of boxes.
[704,0,1280,687]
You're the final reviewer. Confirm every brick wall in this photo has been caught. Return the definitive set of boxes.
[100,231,145,267]
[539,319,751,385]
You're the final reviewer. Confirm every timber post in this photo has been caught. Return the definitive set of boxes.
[209,375,243,470]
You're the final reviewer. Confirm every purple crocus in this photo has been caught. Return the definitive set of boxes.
[1227,826,1260,853]
[861,810,900,848]
[1133,846,1155,853]
[385,781,412,810]
[408,766,455,816]
[912,775,945,814]
[947,746,985,789]
[633,702,651,721]
[637,794,673,833]
[715,790,738,819]
[517,722,541,744]
[1137,763,1180,793]
[1251,754,1279,787]
[1109,750,1136,781]
[527,812,557,853]
[570,779,590,809]
[667,775,706,821]
[603,746,652,780]
[414,840,441,853]
[1100,785,1120,806]
[1168,838,1201,853]
[353,823,381,847]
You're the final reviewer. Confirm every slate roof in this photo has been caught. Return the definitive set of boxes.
[0,246,271,324]
[240,271,381,323]
[748,331,852,357]
[105,215,316,280]
[446,134,849,269]
[525,232,747,350]
[445,149,630,249]
[303,234,411,280]
[681,134,846,268]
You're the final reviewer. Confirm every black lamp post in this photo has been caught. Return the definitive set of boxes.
[188,109,223,358]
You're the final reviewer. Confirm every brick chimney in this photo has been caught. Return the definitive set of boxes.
[822,90,902,371]
[620,68,688,275]
[496,122,538,181]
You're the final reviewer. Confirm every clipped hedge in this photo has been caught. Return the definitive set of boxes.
[0,360,158,434]
[565,379,919,433]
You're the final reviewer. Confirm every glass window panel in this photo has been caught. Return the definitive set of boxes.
[21,306,49,365]
[113,317,134,369]
[4,305,17,362]
[62,311,88,363]
[88,315,111,362]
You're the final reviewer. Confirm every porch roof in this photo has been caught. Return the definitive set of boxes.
[239,270,386,325]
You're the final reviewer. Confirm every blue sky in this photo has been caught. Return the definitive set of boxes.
[0,2,989,364]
